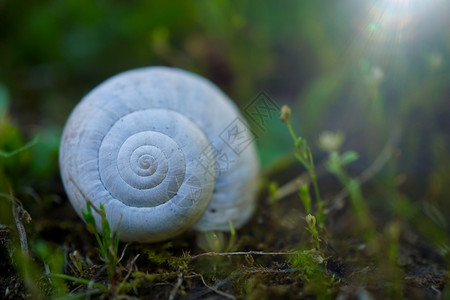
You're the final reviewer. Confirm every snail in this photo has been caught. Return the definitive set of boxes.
[59,67,259,243]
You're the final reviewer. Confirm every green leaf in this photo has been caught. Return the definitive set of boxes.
[340,151,359,165]
[114,234,120,253]
[102,218,111,241]
[99,203,106,218]
[294,137,305,149]
[326,151,341,174]
[299,184,311,214]
[81,202,97,233]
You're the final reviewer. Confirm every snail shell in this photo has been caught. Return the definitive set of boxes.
[59,67,259,243]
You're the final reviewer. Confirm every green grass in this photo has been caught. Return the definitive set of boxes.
[280,105,324,227]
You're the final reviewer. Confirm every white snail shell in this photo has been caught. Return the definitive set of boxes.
[59,67,259,243]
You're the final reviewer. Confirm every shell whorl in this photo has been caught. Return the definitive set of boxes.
[59,67,259,242]
[98,109,212,208]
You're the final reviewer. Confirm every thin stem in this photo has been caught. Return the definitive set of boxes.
[52,273,107,291]
[283,114,324,227]
[286,121,297,144]
[311,229,321,251]
[197,273,236,300]
[307,150,323,226]
[169,272,183,300]
[225,220,236,252]
[190,250,299,260]
[294,153,310,170]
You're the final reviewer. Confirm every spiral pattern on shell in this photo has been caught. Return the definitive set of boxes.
[59,67,259,242]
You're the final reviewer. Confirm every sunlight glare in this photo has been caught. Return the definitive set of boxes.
[357,0,442,46]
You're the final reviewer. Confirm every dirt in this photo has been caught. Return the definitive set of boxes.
[0,175,448,299]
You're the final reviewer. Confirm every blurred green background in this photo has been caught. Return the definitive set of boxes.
[0,0,449,218]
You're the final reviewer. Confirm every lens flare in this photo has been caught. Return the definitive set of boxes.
[354,0,442,46]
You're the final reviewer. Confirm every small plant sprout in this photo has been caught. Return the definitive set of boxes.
[197,220,236,253]
[268,181,280,205]
[280,105,324,226]
[52,200,121,298]
[299,185,312,216]
[81,201,121,286]
[319,131,373,236]
[305,214,321,252]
